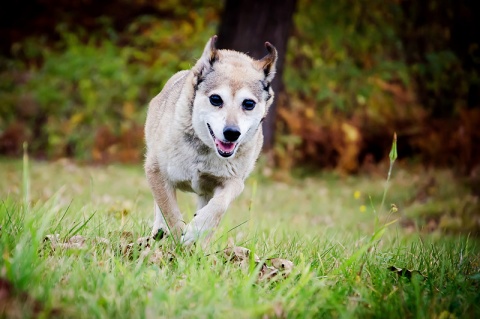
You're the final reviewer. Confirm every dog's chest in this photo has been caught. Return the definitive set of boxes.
[166,153,241,195]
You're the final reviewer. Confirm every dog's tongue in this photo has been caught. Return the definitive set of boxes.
[215,139,236,153]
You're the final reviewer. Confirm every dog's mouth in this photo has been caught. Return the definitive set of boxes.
[207,123,237,158]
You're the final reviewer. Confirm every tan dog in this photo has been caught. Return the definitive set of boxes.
[144,36,277,245]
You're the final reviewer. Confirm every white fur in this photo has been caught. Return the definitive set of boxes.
[144,36,277,246]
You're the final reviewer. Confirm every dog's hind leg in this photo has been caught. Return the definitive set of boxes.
[145,157,184,242]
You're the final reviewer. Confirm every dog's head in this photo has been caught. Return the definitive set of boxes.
[191,35,277,159]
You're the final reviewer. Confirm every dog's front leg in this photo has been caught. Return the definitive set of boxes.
[145,158,184,241]
[182,179,244,246]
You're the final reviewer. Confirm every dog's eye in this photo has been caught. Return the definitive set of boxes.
[209,94,223,107]
[242,99,256,111]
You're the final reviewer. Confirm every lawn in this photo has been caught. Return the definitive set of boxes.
[0,157,479,318]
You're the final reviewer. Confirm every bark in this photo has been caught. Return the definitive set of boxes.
[216,0,297,151]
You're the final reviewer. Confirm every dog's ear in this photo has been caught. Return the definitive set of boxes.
[193,35,218,77]
[257,42,278,83]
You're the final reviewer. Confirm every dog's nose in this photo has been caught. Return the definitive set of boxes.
[223,126,241,142]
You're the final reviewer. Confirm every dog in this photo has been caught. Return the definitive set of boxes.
[144,35,277,246]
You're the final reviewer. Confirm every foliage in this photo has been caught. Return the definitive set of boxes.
[276,0,479,172]
[284,0,408,113]
[0,0,478,171]
[278,0,412,171]
[0,3,219,161]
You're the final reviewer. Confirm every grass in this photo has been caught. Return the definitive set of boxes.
[0,157,479,318]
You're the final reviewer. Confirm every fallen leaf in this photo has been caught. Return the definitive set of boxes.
[388,266,426,281]
[123,236,154,259]
[94,237,110,245]
[68,235,86,245]
[136,236,152,248]
[44,234,86,250]
[148,249,165,264]
[222,243,294,281]
[270,258,294,275]
[258,259,295,282]
[258,265,279,282]
[224,246,259,263]
[43,233,294,283]
[44,234,60,245]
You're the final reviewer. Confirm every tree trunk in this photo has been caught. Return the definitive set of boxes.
[216,0,297,151]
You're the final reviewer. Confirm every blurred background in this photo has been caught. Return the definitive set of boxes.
[1,0,479,176]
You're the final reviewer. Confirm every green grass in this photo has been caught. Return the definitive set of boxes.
[0,157,479,318]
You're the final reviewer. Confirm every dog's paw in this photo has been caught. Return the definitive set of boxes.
[151,227,167,241]
[181,224,210,246]
[180,233,195,246]
[180,229,198,246]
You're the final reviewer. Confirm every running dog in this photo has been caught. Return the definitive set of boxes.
[144,35,277,245]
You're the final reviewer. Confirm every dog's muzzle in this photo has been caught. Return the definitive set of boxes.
[223,126,241,142]
[207,123,239,158]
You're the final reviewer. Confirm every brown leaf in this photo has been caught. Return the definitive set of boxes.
[94,237,110,245]
[44,234,110,251]
[44,234,60,245]
[123,236,156,259]
[148,249,164,264]
[223,246,260,264]
[117,231,150,258]
[68,235,86,246]
[388,266,426,281]
[258,258,295,282]
[222,244,294,282]
[44,234,86,250]
[136,245,174,265]
[148,248,175,264]
[258,265,279,282]
[136,236,152,248]
[270,258,294,275]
